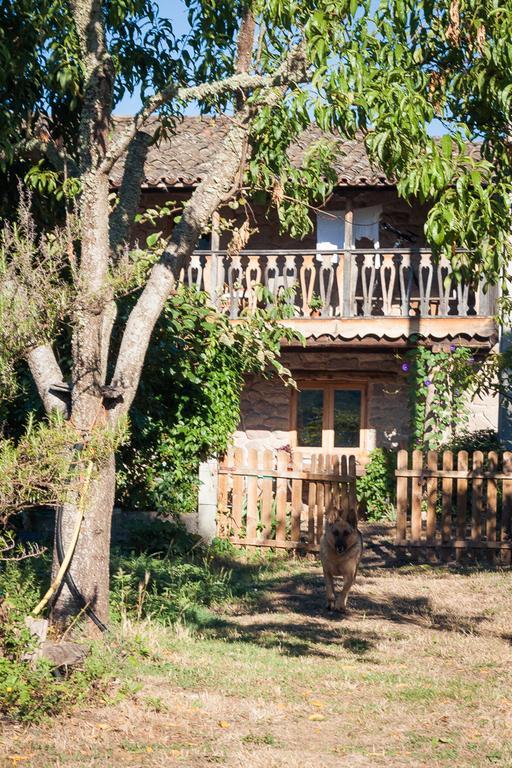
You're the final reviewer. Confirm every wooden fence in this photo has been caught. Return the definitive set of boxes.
[217,447,357,552]
[396,449,512,563]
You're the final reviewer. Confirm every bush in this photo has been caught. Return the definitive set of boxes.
[357,448,396,521]
[110,519,233,626]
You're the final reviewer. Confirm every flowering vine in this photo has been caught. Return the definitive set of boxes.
[401,344,475,449]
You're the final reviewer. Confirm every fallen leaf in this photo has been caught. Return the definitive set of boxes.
[309,699,325,708]
[308,713,326,721]
[146,746,153,753]
[218,721,231,728]
[7,757,34,763]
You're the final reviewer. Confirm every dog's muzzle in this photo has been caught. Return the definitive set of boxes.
[335,542,346,554]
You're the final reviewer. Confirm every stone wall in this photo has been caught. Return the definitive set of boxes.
[234,347,500,454]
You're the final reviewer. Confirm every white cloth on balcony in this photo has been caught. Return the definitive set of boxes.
[316,206,381,263]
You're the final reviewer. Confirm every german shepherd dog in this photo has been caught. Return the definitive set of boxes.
[320,508,363,613]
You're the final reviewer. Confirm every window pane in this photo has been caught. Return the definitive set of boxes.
[297,390,324,447]
[333,390,361,447]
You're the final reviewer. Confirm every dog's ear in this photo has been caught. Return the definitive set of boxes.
[326,507,338,526]
[346,507,358,529]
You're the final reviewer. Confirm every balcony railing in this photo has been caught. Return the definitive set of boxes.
[184,249,497,320]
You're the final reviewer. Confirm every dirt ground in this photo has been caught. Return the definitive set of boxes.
[2,524,512,767]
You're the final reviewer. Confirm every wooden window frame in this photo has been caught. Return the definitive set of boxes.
[290,379,368,454]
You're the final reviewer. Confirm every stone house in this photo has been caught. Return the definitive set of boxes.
[114,117,500,467]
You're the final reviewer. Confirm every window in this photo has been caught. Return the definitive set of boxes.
[294,382,365,451]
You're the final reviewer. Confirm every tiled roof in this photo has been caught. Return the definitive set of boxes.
[110,116,480,190]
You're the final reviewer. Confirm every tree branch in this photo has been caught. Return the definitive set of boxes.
[26,345,69,416]
[109,130,152,256]
[101,43,307,175]
[17,138,79,177]
[109,43,308,418]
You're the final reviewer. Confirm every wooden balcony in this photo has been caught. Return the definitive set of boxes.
[185,249,498,343]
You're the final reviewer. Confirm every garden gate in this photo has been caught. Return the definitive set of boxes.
[396,449,512,564]
[217,447,357,552]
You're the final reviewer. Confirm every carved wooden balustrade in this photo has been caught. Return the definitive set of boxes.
[184,249,496,320]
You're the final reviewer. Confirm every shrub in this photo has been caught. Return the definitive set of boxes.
[438,429,501,454]
[357,448,396,521]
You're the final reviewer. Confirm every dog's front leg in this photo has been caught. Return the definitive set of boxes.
[322,564,335,610]
[335,568,356,613]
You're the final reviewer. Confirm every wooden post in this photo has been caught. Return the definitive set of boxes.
[396,449,408,544]
[210,209,221,305]
[232,447,245,538]
[308,454,317,547]
[342,201,354,317]
[260,449,273,540]
[275,451,289,542]
[411,449,423,543]
[291,452,303,543]
[441,451,453,562]
[456,451,468,563]
[426,451,438,559]
[472,451,484,551]
[348,455,357,519]
[502,451,512,566]
[245,448,258,541]
[316,454,325,543]
[486,451,498,564]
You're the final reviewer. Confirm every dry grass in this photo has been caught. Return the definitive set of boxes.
[1,542,512,767]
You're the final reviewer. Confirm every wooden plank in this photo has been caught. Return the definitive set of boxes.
[441,451,453,559]
[486,452,498,563]
[395,449,408,543]
[395,539,512,550]
[231,447,245,537]
[394,469,509,479]
[426,450,438,543]
[331,455,341,513]
[245,448,258,541]
[219,467,355,482]
[308,454,317,546]
[502,452,512,566]
[275,450,289,542]
[316,454,325,543]
[324,454,333,522]
[472,451,484,544]
[291,452,303,543]
[349,455,357,519]
[217,446,232,537]
[340,455,349,520]
[260,449,274,540]
[229,536,319,552]
[456,451,468,563]
[411,450,423,542]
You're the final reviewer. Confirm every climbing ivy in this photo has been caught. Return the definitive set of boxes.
[402,344,474,450]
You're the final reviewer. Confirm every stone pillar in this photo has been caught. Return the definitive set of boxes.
[197,458,218,543]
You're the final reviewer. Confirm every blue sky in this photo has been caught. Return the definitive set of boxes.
[113,1,447,135]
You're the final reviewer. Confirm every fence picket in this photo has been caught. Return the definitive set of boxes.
[316,455,325,542]
[349,455,357,519]
[246,448,258,541]
[260,449,274,539]
[441,451,453,561]
[472,451,484,545]
[396,450,408,543]
[217,447,231,537]
[426,451,438,543]
[487,451,498,564]
[275,451,289,542]
[231,447,245,536]
[411,450,423,542]
[308,454,317,545]
[502,452,512,566]
[456,451,468,562]
[291,452,303,543]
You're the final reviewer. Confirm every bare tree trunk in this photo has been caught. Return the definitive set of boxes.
[51,453,115,629]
